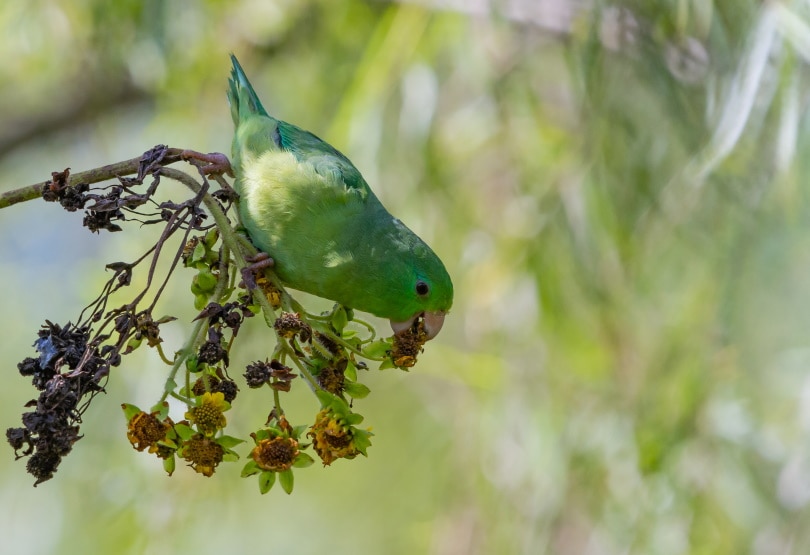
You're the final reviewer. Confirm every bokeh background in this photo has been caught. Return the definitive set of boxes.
[3,0,810,553]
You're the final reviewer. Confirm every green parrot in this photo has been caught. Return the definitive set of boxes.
[227,55,453,339]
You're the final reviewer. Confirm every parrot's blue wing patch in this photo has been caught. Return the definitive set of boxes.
[276,121,368,193]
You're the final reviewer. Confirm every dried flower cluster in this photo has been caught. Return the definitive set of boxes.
[7,322,110,485]
[7,145,431,493]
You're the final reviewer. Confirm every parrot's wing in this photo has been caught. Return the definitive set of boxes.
[276,120,369,195]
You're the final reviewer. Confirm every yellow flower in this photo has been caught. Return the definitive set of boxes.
[256,275,282,309]
[185,391,229,437]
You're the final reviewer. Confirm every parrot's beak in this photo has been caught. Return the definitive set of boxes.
[422,310,446,340]
[390,311,447,340]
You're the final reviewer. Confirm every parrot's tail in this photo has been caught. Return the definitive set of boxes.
[228,54,268,125]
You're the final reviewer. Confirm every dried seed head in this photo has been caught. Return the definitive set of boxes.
[308,409,361,466]
[126,410,171,452]
[251,437,299,472]
[274,312,311,342]
[317,360,346,395]
[244,361,272,388]
[182,434,224,477]
[391,319,428,368]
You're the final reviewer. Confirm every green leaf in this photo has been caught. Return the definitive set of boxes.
[194,293,209,311]
[331,305,348,333]
[344,360,358,382]
[279,469,294,494]
[149,401,170,420]
[293,452,315,468]
[195,270,218,292]
[344,381,370,399]
[352,429,373,456]
[345,412,364,426]
[124,336,143,354]
[259,471,276,494]
[241,460,261,478]
[163,455,176,476]
[121,403,142,421]
[174,423,195,441]
[185,355,199,373]
[315,389,354,420]
[253,429,271,442]
[203,228,219,248]
[334,398,353,417]
[191,241,206,264]
[222,451,239,462]
[216,435,245,449]
[362,339,391,359]
[194,293,208,310]
[292,424,309,440]
[158,438,178,449]
[315,388,339,408]
[378,358,395,370]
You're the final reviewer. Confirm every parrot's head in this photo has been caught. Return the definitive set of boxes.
[388,239,453,341]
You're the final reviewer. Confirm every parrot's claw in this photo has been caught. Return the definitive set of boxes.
[180,149,235,177]
[240,252,275,290]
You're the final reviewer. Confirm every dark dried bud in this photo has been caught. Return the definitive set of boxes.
[197,340,228,370]
[269,360,297,392]
[135,313,162,347]
[27,450,61,485]
[191,376,237,402]
[17,357,40,377]
[6,427,31,454]
[192,376,218,397]
[215,379,238,403]
[244,361,272,388]
[42,169,90,212]
[83,209,124,233]
[114,313,134,334]
[222,309,242,329]
[274,312,311,342]
[47,426,80,456]
[317,360,346,395]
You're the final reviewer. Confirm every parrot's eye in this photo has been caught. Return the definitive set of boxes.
[415,281,429,296]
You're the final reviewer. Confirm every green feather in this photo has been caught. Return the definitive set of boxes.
[226,55,453,327]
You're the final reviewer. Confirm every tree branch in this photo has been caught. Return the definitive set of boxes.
[0,148,208,210]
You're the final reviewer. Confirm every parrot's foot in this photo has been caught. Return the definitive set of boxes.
[240,252,275,290]
[180,150,234,177]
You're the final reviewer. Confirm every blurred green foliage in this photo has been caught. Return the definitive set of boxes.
[4,0,810,553]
